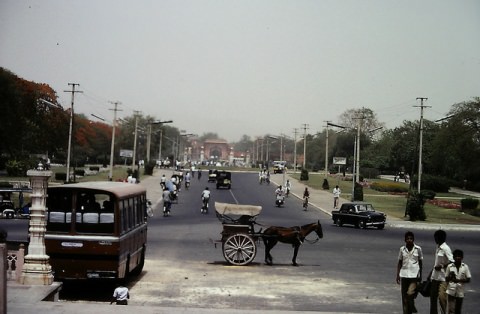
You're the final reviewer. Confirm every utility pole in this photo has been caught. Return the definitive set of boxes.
[415,97,430,193]
[302,124,309,169]
[108,101,122,181]
[63,83,82,183]
[293,128,299,173]
[324,121,331,178]
[353,110,366,183]
[132,111,141,170]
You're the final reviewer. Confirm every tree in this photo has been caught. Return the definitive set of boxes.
[430,98,480,189]
[0,67,68,162]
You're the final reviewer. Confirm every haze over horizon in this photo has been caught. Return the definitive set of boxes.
[1,0,479,142]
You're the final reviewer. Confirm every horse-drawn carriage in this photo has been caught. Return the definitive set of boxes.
[214,202,323,266]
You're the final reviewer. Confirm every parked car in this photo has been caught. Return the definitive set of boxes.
[332,202,386,229]
[216,171,231,189]
[1,200,16,219]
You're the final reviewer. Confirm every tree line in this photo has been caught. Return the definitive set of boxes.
[1,67,479,191]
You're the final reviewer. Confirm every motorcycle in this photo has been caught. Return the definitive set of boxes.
[275,194,285,207]
[302,196,309,211]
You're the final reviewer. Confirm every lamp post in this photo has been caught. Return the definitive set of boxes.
[146,120,173,163]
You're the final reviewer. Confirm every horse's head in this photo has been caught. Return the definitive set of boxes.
[315,220,324,238]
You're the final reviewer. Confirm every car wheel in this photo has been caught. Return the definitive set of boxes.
[335,218,342,227]
[360,220,367,229]
[377,224,385,230]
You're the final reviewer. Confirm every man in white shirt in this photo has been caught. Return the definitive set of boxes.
[333,185,341,208]
[111,283,129,305]
[396,231,423,314]
[430,230,453,314]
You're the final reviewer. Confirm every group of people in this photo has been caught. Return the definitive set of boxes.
[259,169,271,184]
[159,171,211,216]
[396,230,471,314]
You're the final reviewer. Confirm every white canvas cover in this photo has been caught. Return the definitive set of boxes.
[215,202,262,217]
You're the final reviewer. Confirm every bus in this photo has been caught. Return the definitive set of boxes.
[45,181,149,280]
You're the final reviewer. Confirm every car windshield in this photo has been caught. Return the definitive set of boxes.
[356,204,375,212]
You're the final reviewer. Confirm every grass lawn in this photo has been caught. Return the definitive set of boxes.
[291,172,480,225]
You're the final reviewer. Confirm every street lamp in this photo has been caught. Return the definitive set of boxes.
[146,120,173,163]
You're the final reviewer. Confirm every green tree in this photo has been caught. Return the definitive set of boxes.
[430,98,480,189]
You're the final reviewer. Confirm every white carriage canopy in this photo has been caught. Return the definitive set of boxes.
[215,202,262,217]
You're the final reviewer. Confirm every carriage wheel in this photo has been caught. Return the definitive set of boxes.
[222,233,257,266]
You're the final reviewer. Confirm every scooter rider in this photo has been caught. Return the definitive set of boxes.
[275,185,284,197]
[185,171,191,189]
[201,187,211,214]
[162,187,172,217]
[275,185,285,207]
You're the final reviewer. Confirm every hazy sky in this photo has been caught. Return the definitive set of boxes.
[1,0,479,142]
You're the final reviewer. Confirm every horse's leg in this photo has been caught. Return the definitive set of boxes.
[292,244,300,266]
[264,238,277,265]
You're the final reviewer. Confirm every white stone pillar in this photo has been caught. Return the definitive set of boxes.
[200,146,205,162]
[20,164,54,285]
[229,147,234,165]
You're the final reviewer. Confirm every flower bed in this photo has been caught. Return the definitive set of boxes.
[426,199,461,210]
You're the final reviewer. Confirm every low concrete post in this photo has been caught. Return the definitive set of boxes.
[19,163,54,285]
[1,229,7,314]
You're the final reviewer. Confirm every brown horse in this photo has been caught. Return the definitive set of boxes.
[263,220,323,266]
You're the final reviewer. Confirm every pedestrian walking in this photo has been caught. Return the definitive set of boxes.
[111,282,129,305]
[446,249,471,314]
[396,231,423,314]
[430,230,454,314]
[333,185,341,208]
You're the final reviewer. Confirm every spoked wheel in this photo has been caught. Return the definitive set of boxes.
[222,233,257,266]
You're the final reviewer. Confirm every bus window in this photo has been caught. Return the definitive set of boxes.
[76,192,114,234]
[46,190,73,232]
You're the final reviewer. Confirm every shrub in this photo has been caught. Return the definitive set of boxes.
[370,182,409,193]
[405,191,426,221]
[461,198,479,210]
[144,162,156,175]
[353,182,363,201]
[322,178,329,190]
[300,169,309,181]
[412,174,453,193]
[74,169,85,177]
[55,172,67,181]
[421,190,436,200]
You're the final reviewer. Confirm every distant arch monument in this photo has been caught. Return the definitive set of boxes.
[201,139,231,163]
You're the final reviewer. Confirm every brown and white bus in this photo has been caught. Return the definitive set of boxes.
[45,181,149,280]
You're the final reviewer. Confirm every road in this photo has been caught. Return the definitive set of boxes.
[2,171,479,313]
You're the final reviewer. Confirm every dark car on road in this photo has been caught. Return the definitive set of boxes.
[332,202,386,229]
[216,171,231,189]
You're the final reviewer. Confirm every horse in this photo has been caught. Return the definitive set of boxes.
[263,220,323,266]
